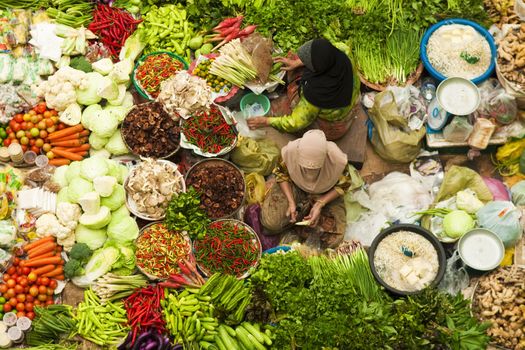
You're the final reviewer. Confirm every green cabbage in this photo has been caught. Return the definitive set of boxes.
[112,205,130,219]
[76,72,105,106]
[456,190,484,214]
[75,224,107,250]
[65,161,82,183]
[105,130,128,156]
[90,110,118,138]
[100,185,125,211]
[107,215,139,242]
[67,178,94,204]
[90,149,111,159]
[81,104,102,129]
[88,133,109,150]
[57,187,71,203]
[443,210,475,239]
[104,106,128,123]
[122,92,134,108]
[106,161,128,184]
[71,245,120,287]
[52,165,69,188]
[79,206,112,229]
[80,157,109,181]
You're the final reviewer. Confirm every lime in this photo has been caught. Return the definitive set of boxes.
[0,128,6,139]
[0,297,5,304]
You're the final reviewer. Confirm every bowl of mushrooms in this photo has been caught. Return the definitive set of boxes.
[124,158,186,221]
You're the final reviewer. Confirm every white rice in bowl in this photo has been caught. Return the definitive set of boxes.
[426,24,491,80]
[373,230,439,292]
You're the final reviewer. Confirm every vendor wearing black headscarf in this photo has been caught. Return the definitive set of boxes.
[248,38,360,137]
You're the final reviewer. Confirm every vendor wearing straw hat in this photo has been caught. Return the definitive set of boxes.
[260,130,362,248]
[248,38,360,140]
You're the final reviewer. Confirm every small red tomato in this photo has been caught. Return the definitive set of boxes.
[16,303,25,312]
[3,139,11,147]
[14,285,23,294]
[29,286,38,297]
[38,286,47,294]
[12,123,21,132]
[37,294,47,302]
[15,276,22,284]
[2,274,9,282]
[8,298,17,307]
[45,299,54,306]
[30,146,40,154]
[13,257,20,266]
[6,279,16,288]
[6,267,15,275]
[3,304,12,312]
[0,284,7,294]
[19,278,28,287]
[33,300,41,306]
[26,295,34,303]
[16,311,25,318]
[40,277,50,287]
[27,273,37,282]
[57,124,65,131]
[20,122,27,130]
[5,288,15,299]
[14,114,23,123]
[21,267,30,275]
[16,294,25,303]
[48,280,57,290]
[46,288,53,296]
[24,302,33,312]
[26,311,35,320]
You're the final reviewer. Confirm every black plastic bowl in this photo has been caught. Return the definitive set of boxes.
[368,224,447,296]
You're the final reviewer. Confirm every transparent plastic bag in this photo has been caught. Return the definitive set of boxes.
[443,116,474,142]
[477,201,522,248]
[476,78,518,124]
[438,250,470,295]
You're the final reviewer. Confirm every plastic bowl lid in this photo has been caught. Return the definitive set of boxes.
[437,77,480,115]
[458,228,504,271]
[427,98,449,130]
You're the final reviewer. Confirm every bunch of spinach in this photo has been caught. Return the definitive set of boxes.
[164,187,210,240]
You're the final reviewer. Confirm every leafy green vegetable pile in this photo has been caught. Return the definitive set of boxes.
[249,250,490,350]
[165,187,211,240]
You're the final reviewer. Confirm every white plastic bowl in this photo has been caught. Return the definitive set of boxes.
[458,228,504,271]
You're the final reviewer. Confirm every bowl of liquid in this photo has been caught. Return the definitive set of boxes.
[458,228,504,271]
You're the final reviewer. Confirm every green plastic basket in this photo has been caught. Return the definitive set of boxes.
[132,51,189,100]
[239,93,271,116]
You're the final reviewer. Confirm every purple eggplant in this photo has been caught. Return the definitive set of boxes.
[118,332,133,350]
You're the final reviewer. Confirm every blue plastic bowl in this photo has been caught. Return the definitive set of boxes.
[263,246,291,255]
[420,18,496,85]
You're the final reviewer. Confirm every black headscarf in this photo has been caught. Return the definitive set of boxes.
[300,39,354,109]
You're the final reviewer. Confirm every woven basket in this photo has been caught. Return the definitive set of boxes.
[496,61,525,109]
[359,62,424,92]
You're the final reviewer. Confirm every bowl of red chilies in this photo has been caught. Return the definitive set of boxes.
[193,219,262,279]
[180,105,238,157]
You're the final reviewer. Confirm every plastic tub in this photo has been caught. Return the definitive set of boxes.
[368,224,447,296]
[458,229,504,271]
[132,51,188,100]
[420,18,496,84]
[240,93,271,116]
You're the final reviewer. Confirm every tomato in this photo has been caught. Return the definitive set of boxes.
[46,288,53,296]
[39,130,48,139]
[0,284,7,294]
[20,145,27,152]
[50,109,58,116]
[19,278,28,287]
[8,298,17,307]
[21,267,30,275]
[14,285,23,295]
[6,279,16,288]
[27,273,37,282]
[3,139,11,147]
[45,119,54,127]
[37,102,47,114]
[40,277,50,287]
[29,286,38,297]
[45,299,54,306]
[6,267,15,275]
[26,295,34,303]
[15,276,22,284]
[12,123,21,132]
[13,257,19,266]
[48,280,57,290]
[20,122,27,130]
[5,288,15,299]
[2,275,9,282]
[14,114,23,123]
[38,286,47,294]
[16,294,25,303]
[26,311,35,320]
[24,302,33,312]
[16,311,25,318]
[3,304,12,312]
[15,303,25,312]
[30,146,40,154]
[37,294,47,302]
[57,124,65,131]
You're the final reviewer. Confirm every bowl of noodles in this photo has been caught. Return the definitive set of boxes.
[368,224,446,295]
[420,18,496,84]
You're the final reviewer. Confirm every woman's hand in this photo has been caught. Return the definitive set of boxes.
[305,202,323,227]
[274,57,303,71]
[247,117,269,130]
[286,201,298,223]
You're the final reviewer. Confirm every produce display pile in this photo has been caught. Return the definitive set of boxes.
[0,0,524,349]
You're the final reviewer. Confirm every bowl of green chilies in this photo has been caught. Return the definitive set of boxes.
[193,219,262,279]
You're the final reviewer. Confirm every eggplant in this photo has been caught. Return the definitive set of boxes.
[118,332,133,350]
[133,331,165,350]
[172,345,183,350]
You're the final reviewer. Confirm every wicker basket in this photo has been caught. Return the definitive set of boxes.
[496,61,525,109]
[359,62,424,92]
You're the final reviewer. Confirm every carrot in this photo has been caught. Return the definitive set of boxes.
[51,149,84,161]
[53,144,91,153]
[33,264,56,275]
[50,138,86,147]
[49,158,71,166]
[28,242,57,258]
[42,266,63,277]
[23,252,55,263]
[23,236,55,252]
[47,125,84,140]
[54,274,65,280]
[24,256,62,267]
[51,130,90,143]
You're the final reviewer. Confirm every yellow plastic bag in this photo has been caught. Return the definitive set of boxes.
[245,173,266,204]
[231,137,280,176]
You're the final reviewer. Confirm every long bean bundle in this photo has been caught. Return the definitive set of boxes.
[0,0,48,9]
[46,0,93,28]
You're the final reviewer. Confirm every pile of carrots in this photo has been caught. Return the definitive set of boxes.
[46,125,90,166]
[21,236,65,280]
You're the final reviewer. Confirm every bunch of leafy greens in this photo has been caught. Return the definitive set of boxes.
[249,250,490,350]
[165,187,210,240]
